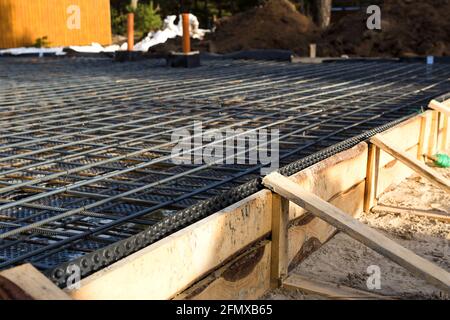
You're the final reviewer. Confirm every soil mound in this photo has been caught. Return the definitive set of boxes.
[149,0,450,58]
[210,0,317,54]
[319,0,450,57]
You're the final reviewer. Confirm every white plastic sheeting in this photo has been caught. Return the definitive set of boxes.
[69,43,121,53]
[0,47,66,56]
[127,14,208,52]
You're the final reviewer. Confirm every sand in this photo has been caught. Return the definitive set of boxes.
[263,168,450,300]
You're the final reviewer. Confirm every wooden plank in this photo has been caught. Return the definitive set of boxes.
[263,172,450,293]
[0,264,70,300]
[69,190,272,300]
[174,241,271,300]
[370,135,450,193]
[373,205,450,223]
[364,144,380,213]
[283,274,394,300]
[270,194,289,288]
[429,100,450,117]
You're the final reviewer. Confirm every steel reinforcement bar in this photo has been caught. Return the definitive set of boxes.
[0,57,449,286]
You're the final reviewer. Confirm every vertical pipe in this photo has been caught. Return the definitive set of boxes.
[127,13,135,52]
[182,13,191,54]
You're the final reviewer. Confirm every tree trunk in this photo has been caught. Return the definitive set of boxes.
[313,0,332,29]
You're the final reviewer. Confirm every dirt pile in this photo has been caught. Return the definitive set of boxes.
[319,0,450,57]
[209,0,317,54]
[149,0,450,57]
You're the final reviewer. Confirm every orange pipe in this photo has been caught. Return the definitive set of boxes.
[182,13,191,54]
[127,13,134,51]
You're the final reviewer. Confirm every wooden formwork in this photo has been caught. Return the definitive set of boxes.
[2,100,449,300]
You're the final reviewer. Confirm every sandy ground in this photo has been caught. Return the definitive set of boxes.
[263,168,450,300]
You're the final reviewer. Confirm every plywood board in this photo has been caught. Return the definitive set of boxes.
[69,190,272,300]
[175,242,271,300]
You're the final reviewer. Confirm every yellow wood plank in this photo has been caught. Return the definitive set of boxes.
[0,264,70,300]
[364,144,380,213]
[429,100,450,117]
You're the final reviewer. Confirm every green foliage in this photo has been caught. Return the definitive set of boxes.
[111,1,162,36]
[111,7,128,35]
[33,36,50,48]
[131,1,163,33]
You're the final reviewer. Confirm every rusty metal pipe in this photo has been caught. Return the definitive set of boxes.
[182,13,191,54]
[127,13,135,51]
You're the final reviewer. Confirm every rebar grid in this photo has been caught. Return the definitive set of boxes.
[0,57,449,283]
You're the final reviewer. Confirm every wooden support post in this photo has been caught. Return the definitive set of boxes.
[370,135,450,193]
[417,115,428,161]
[364,144,380,213]
[441,115,449,152]
[270,193,289,289]
[429,100,450,117]
[428,110,439,157]
[263,173,450,293]
[444,100,450,151]
[429,100,450,152]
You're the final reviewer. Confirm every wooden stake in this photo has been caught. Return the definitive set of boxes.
[443,100,450,151]
[263,172,450,293]
[270,193,289,289]
[370,135,450,193]
[428,110,439,157]
[440,115,449,152]
[364,144,380,213]
[417,115,428,161]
